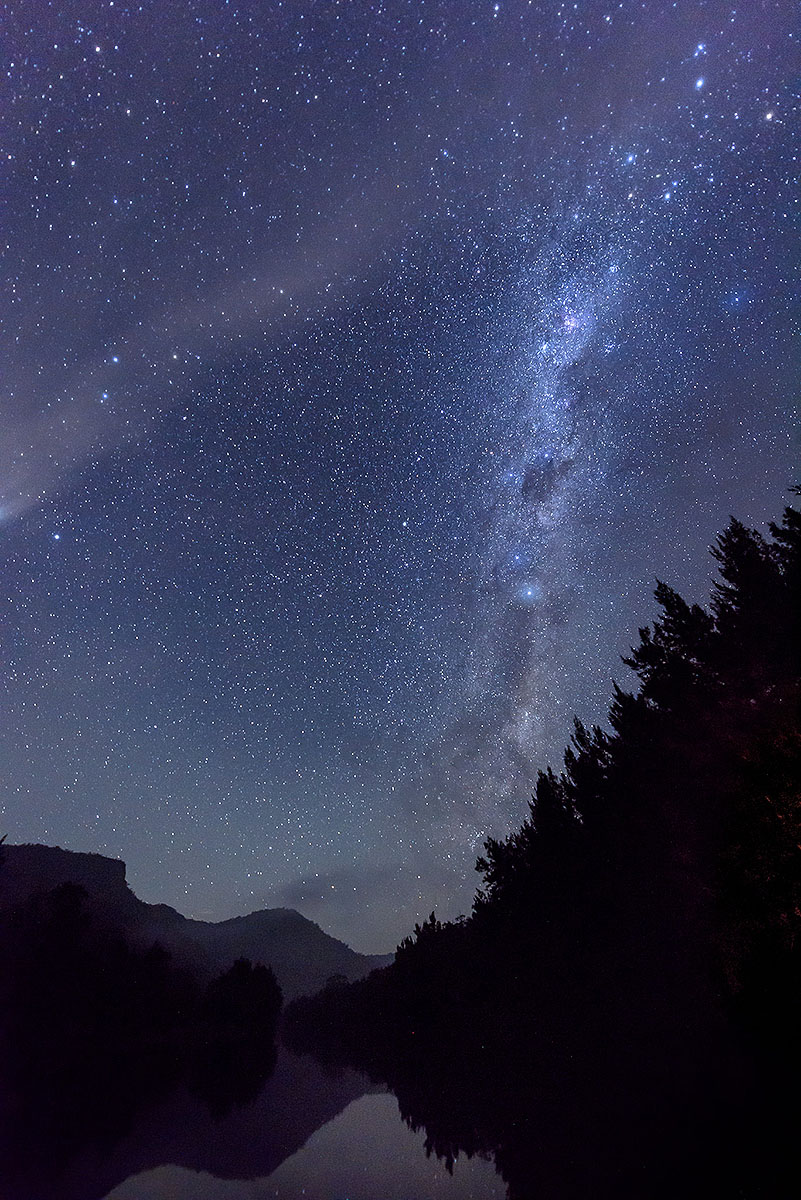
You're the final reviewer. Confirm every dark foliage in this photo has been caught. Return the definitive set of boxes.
[0,879,283,1181]
[286,500,801,1198]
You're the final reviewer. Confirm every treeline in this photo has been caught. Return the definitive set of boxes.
[286,500,800,1197]
[0,874,282,1179]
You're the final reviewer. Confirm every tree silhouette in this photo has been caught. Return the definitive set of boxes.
[286,497,801,1198]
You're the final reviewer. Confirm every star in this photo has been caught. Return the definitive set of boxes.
[1,0,793,958]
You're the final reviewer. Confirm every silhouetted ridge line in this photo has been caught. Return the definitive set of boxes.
[0,841,390,1000]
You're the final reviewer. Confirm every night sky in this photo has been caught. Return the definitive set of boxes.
[3,1,797,952]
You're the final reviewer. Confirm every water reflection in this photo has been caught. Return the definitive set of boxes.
[0,1049,357,1200]
[1,1044,505,1200]
[105,1093,505,1200]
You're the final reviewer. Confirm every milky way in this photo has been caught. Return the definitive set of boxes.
[2,2,797,950]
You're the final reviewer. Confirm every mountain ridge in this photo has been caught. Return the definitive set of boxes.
[0,842,391,999]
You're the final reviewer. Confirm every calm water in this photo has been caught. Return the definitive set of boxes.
[103,1091,505,1200]
[5,1048,505,1200]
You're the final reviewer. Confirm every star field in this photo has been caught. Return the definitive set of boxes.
[2,1,798,950]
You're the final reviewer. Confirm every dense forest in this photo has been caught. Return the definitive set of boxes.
[286,498,801,1197]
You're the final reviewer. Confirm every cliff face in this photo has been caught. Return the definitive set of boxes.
[0,843,390,999]
[0,843,130,908]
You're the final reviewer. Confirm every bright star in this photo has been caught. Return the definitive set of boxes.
[519,581,542,605]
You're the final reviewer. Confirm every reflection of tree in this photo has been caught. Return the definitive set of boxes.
[287,499,801,1198]
[0,1047,371,1200]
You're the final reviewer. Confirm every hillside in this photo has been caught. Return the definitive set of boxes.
[0,843,390,999]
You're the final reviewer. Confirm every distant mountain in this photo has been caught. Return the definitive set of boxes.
[0,843,391,999]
